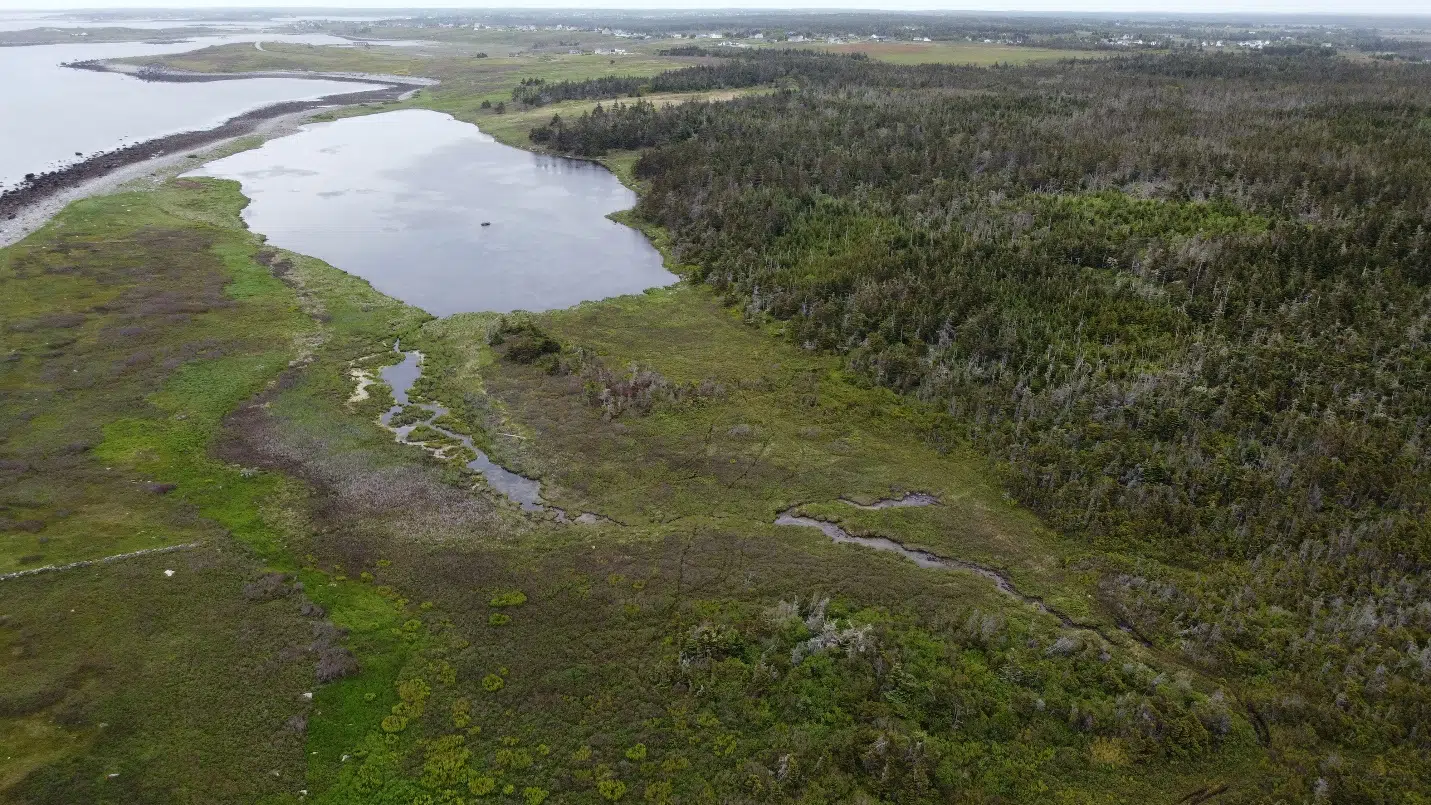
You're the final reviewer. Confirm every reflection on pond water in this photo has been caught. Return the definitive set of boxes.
[192,109,676,316]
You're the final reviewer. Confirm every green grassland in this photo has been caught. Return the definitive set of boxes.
[130,40,687,107]
[1,36,1280,803]
[427,287,1096,614]
[1,183,327,800]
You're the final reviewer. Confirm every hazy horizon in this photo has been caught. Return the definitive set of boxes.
[4,2,1431,18]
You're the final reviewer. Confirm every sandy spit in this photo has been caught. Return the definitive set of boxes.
[0,62,436,248]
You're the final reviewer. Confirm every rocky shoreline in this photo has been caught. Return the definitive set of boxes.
[0,61,436,230]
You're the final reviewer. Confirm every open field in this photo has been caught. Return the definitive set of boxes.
[136,40,686,93]
[430,286,1097,616]
[1,183,332,800]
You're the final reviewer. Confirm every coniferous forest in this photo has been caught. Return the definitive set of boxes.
[526,48,1431,799]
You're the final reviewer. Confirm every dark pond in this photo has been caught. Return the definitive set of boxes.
[192,109,676,316]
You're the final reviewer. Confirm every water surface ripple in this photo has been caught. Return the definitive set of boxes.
[193,109,676,315]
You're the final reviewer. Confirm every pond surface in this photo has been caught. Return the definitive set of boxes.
[191,109,676,315]
[0,33,382,188]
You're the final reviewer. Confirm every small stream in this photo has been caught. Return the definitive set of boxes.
[840,492,941,510]
[375,343,601,524]
[776,497,1117,640]
[775,510,1020,589]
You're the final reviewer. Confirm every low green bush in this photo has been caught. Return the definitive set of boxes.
[489,590,527,608]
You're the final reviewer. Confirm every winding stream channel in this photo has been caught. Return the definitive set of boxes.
[371,344,603,524]
[776,497,1121,641]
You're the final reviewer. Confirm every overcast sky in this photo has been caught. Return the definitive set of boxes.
[3,0,1429,17]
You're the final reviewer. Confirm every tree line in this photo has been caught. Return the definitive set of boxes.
[528,48,1431,800]
[512,50,880,107]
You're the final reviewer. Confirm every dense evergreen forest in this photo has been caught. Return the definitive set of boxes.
[525,49,1431,800]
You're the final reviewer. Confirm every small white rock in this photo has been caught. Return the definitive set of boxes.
[163,569,175,577]
[301,691,313,700]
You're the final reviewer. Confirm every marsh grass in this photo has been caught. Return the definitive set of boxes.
[0,182,327,800]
